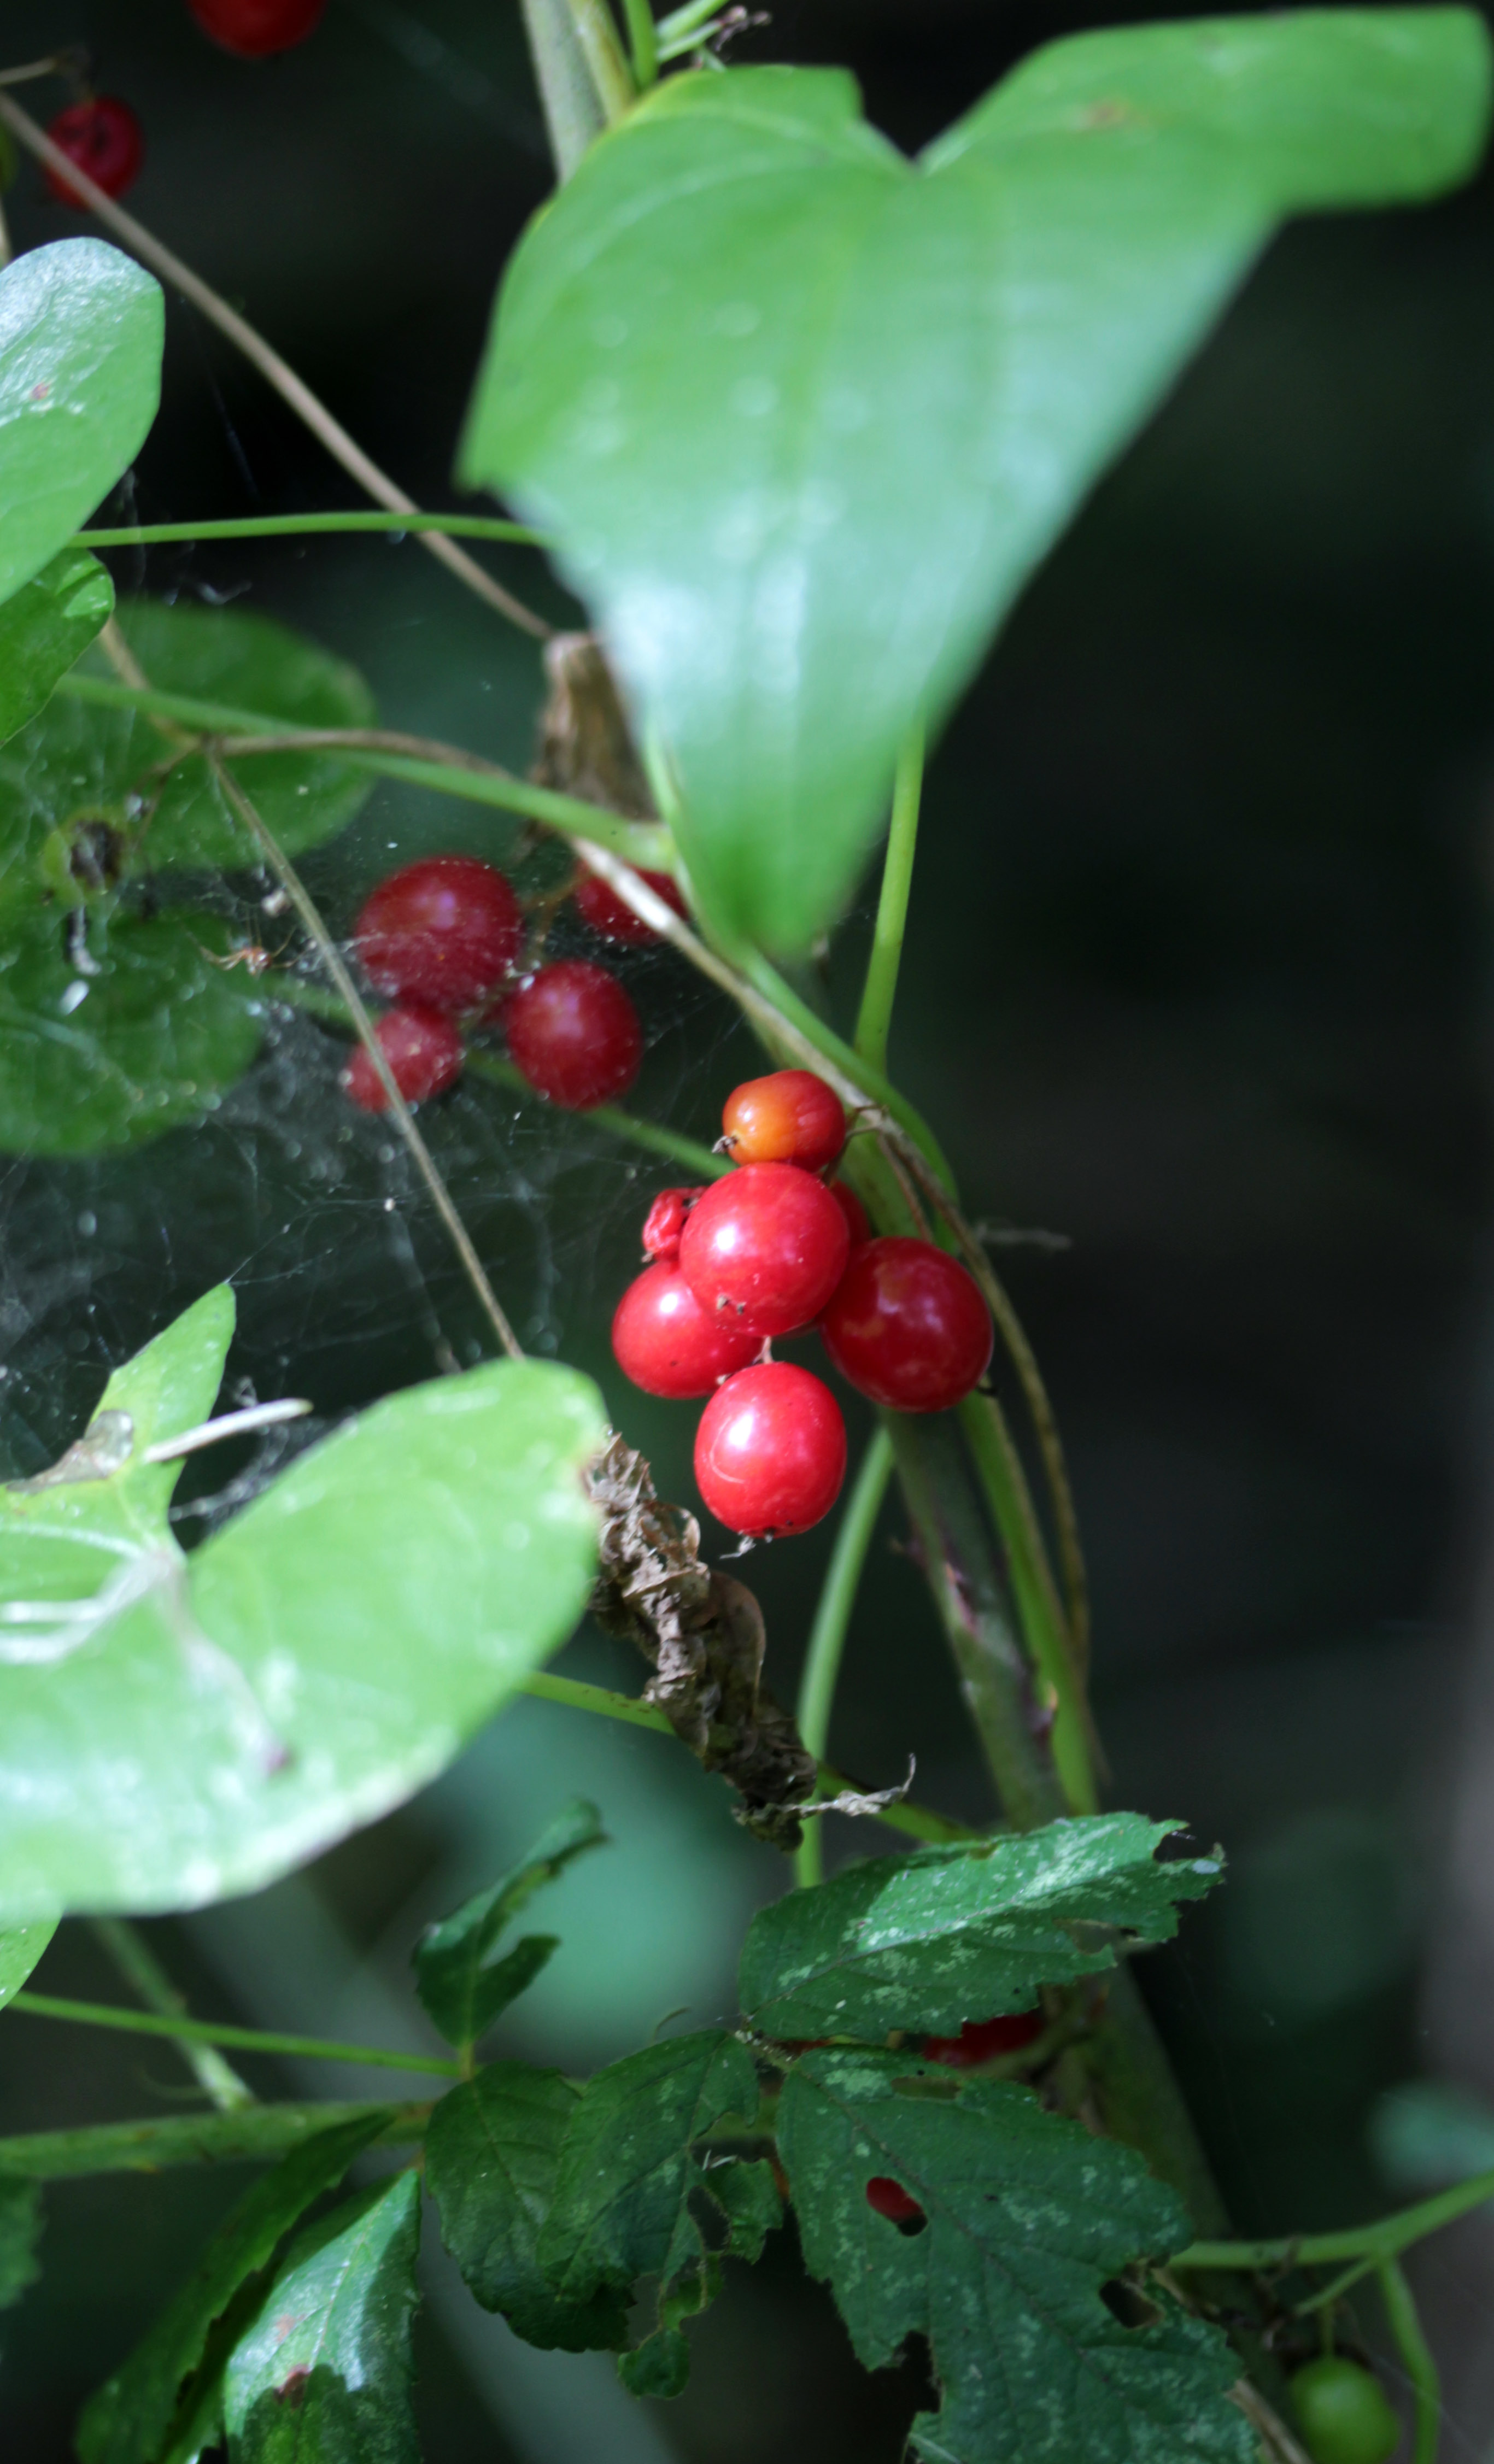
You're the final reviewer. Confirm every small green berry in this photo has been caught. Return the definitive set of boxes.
[1290,2355,1402,2464]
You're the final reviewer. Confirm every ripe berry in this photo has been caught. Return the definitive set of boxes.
[828,1180,871,1252]
[354,856,522,1014]
[641,1187,702,1264]
[504,959,642,1110]
[722,1069,846,1173]
[679,1163,849,1339]
[694,1363,846,1536]
[865,2178,924,2227]
[612,1264,759,1399]
[924,2011,1043,2068]
[44,100,144,204]
[341,1005,463,1113]
[573,869,686,946]
[188,0,326,55]
[1289,2357,1401,2464]
[821,1237,992,1413]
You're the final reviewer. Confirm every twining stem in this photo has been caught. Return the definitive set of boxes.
[0,90,550,641]
[520,0,608,178]
[518,1669,976,1847]
[75,514,543,549]
[855,722,924,1079]
[655,0,725,38]
[620,0,659,85]
[794,1428,897,1889]
[1176,2162,1494,2273]
[9,1993,463,2080]
[90,1918,254,2113]
[561,0,636,119]
[0,2103,429,2181]
[1378,2258,1440,2464]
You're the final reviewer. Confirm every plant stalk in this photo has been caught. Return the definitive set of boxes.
[90,1918,254,2112]
[9,1992,462,2078]
[0,2103,429,2180]
[794,1427,897,1887]
[855,722,924,1078]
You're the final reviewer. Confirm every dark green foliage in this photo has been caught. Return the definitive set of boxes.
[0,549,113,749]
[0,2179,42,2310]
[414,1798,605,2054]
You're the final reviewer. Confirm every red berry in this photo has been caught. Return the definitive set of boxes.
[341,1005,463,1113]
[504,959,642,1110]
[44,99,144,204]
[679,1163,849,1340]
[865,2178,924,2226]
[694,1363,846,1536]
[573,869,686,947]
[641,1187,702,1264]
[828,1180,871,1251]
[612,1264,759,1399]
[924,2010,1043,2069]
[722,1070,846,1173]
[188,0,326,55]
[354,857,522,1014]
[821,1237,992,1413]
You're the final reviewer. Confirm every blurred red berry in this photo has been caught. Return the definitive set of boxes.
[342,1005,463,1113]
[827,1180,871,1251]
[354,856,522,1015]
[694,1362,846,1536]
[573,869,686,946]
[44,99,144,204]
[188,0,326,55]
[504,959,642,1110]
[821,1236,992,1413]
[612,1264,759,1399]
[679,1162,849,1339]
[865,2178,924,2226]
[641,1186,702,1264]
[923,2010,1044,2068]
[722,1069,846,1172]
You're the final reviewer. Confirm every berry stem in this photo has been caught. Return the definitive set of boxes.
[854,719,924,1080]
[0,2102,430,2183]
[74,513,544,548]
[793,1427,897,1888]
[8,1992,464,2080]
[90,1917,255,2113]
[0,87,551,640]
[620,0,659,86]
[1177,2163,1494,2273]
[1376,2258,1440,2464]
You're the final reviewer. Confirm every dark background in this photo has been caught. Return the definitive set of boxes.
[2,0,1493,2455]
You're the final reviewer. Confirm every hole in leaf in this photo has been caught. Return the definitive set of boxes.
[865,2176,926,2234]
[1099,2276,1162,2330]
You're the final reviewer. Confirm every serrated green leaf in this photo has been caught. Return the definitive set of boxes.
[79,2111,390,2464]
[739,1816,1221,2043]
[0,2179,42,2310]
[223,2171,421,2464]
[0,548,113,749]
[0,240,163,607]
[778,2050,1252,2464]
[0,1917,56,2007]
[0,600,376,900]
[414,1797,606,2051]
[465,14,1490,951]
[0,1291,606,1920]
[0,906,261,1156]
[704,2155,781,2265]
[426,2061,629,2351]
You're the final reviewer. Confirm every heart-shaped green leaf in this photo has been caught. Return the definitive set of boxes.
[464,13,1490,951]
[0,1289,606,1919]
[0,600,377,893]
[0,240,163,607]
[0,548,113,749]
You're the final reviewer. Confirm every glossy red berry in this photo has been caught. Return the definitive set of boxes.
[1289,2357,1401,2464]
[828,1180,871,1252]
[694,1363,846,1536]
[341,1005,463,1113]
[573,869,687,946]
[722,1069,846,1172]
[821,1237,992,1413]
[924,2010,1043,2069]
[354,857,522,1014]
[44,99,144,204]
[188,0,326,56]
[679,1163,849,1340]
[612,1264,759,1399]
[504,959,642,1110]
[641,1187,702,1264]
[865,2178,924,2227]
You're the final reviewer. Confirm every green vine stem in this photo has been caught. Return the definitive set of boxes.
[0,2103,429,2181]
[854,721,924,1078]
[74,514,543,549]
[1176,2161,1494,2273]
[620,0,659,87]
[90,1917,253,2113]
[1378,2257,1440,2464]
[793,1427,897,1888]
[9,1992,462,2080]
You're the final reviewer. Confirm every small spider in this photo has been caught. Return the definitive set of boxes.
[197,935,291,976]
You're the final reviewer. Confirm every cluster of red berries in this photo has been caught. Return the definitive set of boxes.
[339,853,669,1118]
[41,3,325,210]
[611,1069,994,1538]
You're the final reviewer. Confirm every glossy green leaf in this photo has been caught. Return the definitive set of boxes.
[778,2050,1252,2464]
[0,1917,56,2009]
[0,907,262,1156]
[414,1797,606,2052]
[426,2061,629,2351]
[0,2179,42,2310]
[223,2172,421,2464]
[0,548,113,749]
[739,1816,1221,2043]
[0,240,163,607]
[79,2111,390,2464]
[0,1291,606,1920]
[0,600,376,892]
[466,14,1491,951]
